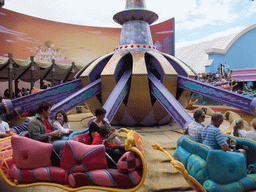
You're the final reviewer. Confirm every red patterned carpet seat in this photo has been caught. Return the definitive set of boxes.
[68,151,142,188]
[0,137,12,152]
[70,130,91,145]
[7,134,143,189]
[60,140,108,174]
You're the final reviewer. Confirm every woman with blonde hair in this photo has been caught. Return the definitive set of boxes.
[246,118,256,141]
[231,119,247,138]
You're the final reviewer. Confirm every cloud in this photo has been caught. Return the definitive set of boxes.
[155,30,174,35]
[17,36,41,44]
[0,25,27,36]
[188,32,199,36]
[6,39,15,43]
[88,31,102,34]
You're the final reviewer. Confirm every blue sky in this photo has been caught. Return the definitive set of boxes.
[3,0,256,48]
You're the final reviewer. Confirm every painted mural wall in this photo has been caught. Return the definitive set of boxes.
[0,8,174,96]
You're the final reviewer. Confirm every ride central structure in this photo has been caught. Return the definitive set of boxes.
[1,0,256,130]
[79,0,196,127]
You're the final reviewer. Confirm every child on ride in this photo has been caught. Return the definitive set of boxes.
[92,124,125,164]
[231,120,247,138]
[89,107,115,141]
[53,110,73,135]
[246,118,256,141]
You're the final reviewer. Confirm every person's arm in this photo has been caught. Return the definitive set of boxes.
[0,133,9,138]
[28,120,49,142]
[90,131,98,139]
[28,119,60,141]
[104,141,123,149]
[221,143,230,151]
[103,120,115,133]
[53,121,70,133]
[216,130,229,151]
[4,122,11,136]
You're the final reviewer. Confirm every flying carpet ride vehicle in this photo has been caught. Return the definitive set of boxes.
[0,128,147,192]
[152,135,256,192]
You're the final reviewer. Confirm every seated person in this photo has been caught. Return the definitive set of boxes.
[10,117,31,134]
[246,118,256,141]
[201,112,228,150]
[53,110,73,136]
[92,124,125,166]
[202,112,246,156]
[28,101,67,165]
[0,111,11,138]
[28,101,62,142]
[89,107,114,141]
[231,119,247,138]
[188,109,205,142]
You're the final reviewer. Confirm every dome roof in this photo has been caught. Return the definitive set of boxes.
[176,24,256,73]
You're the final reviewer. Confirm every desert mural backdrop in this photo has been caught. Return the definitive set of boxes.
[0,8,174,96]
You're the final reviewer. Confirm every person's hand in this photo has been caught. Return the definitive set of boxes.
[109,127,115,135]
[1,133,10,137]
[225,137,230,143]
[49,130,61,137]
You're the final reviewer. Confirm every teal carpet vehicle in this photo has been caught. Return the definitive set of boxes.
[153,135,256,192]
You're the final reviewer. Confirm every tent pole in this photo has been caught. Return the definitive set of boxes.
[30,56,35,91]
[14,79,19,97]
[8,53,13,99]
[63,62,75,83]
[51,59,55,86]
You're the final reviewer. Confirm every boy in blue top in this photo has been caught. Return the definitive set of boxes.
[201,112,229,151]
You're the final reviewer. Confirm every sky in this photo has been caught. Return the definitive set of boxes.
[2,0,256,49]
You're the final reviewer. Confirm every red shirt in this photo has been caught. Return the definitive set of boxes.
[43,118,58,141]
[92,133,122,149]
[43,118,53,133]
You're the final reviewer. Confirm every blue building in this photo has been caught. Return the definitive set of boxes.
[176,24,256,87]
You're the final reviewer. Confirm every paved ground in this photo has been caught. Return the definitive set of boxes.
[0,112,232,192]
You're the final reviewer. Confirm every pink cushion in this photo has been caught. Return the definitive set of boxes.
[71,132,91,145]
[60,140,108,174]
[10,164,68,183]
[68,169,142,188]
[117,151,142,173]
[11,136,53,169]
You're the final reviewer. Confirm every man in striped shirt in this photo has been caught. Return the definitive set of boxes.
[201,112,229,151]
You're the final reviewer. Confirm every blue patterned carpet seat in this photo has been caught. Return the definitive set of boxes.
[174,136,256,192]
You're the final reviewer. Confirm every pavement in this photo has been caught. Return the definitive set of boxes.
[0,111,233,192]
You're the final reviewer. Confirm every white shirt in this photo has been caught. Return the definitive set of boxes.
[231,129,247,138]
[0,121,10,134]
[53,121,70,133]
[188,121,204,143]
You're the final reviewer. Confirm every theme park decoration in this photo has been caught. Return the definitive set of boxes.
[0,128,147,191]
[152,135,256,192]
[1,0,256,129]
